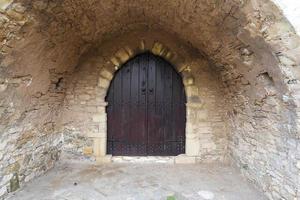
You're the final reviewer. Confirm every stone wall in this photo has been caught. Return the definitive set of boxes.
[0,0,300,199]
[60,55,102,157]
[221,61,300,199]
[0,65,66,198]
[0,1,85,199]
[219,2,300,199]
[59,32,228,163]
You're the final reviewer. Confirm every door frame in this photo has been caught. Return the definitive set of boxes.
[88,42,203,163]
[106,53,187,156]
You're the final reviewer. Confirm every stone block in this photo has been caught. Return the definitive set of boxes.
[124,46,133,57]
[185,85,199,97]
[152,42,163,55]
[83,146,93,155]
[186,133,197,140]
[98,78,110,89]
[197,122,212,127]
[201,141,217,150]
[116,48,130,63]
[183,76,195,86]
[93,137,106,157]
[110,57,120,67]
[92,114,106,122]
[111,156,174,164]
[98,123,107,133]
[186,137,200,156]
[78,94,91,100]
[175,154,196,164]
[100,69,113,80]
[186,126,196,135]
[96,106,106,113]
[198,126,212,134]
[197,111,208,120]
[96,155,112,164]
[140,40,145,50]
[165,51,172,59]
[87,131,105,138]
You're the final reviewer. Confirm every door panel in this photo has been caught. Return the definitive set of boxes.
[106,53,186,156]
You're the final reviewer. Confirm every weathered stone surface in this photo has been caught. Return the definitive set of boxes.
[198,190,215,200]
[95,155,112,164]
[0,0,300,199]
[175,155,196,164]
[5,162,266,200]
[9,173,19,192]
[83,146,93,155]
[0,0,13,10]
[112,156,174,164]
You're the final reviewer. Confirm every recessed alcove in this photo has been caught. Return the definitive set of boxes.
[0,1,300,199]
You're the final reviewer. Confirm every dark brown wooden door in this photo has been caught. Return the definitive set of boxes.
[106,53,186,156]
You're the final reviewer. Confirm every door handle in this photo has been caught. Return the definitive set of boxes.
[142,88,146,95]
[149,88,154,94]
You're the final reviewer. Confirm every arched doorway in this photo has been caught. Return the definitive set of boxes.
[106,53,186,156]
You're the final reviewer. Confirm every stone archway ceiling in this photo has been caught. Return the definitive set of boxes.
[1,0,300,105]
[0,2,299,132]
[5,0,297,98]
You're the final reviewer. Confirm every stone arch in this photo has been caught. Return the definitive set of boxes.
[58,29,228,164]
[105,52,187,156]
[87,38,205,162]
[1,0,300,199]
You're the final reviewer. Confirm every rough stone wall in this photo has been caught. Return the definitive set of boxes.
[59,32,228,163]
[189,59,228,162]
[60,55,102,157]
[220,2,300,199]
[0,0,299,199]
[0,1,85,199]
[223,67,300,199]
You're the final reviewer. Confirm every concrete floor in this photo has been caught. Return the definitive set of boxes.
[7,160,266,200]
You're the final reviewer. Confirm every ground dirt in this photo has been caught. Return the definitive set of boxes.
[7,160,266,200]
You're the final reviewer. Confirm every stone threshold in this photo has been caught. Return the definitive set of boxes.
[95,154,198,164]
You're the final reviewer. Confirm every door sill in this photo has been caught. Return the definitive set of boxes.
[108,154,197,164]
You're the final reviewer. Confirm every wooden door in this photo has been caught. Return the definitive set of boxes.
[106,53,186,156]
